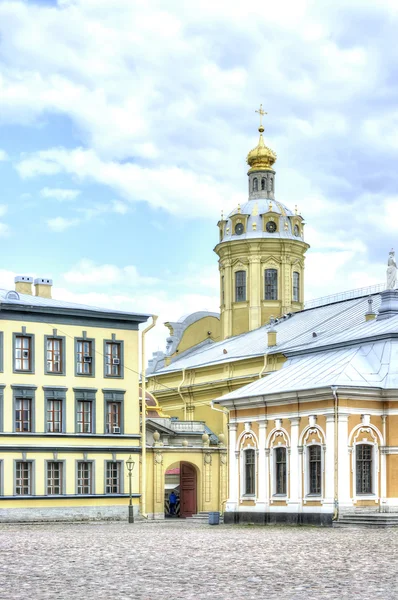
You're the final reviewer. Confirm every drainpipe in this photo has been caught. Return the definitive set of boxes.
[258,353,268,379]
[211,402,229,514]
[331,386,339,521]
[178,368,187,420]
[141,315,158,519]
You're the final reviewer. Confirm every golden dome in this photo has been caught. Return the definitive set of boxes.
[246,125,277,173]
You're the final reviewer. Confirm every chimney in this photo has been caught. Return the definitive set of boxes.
[14,276,33,296]
[34,277,53,299]
[267,316,277,347]
[377,289,398,321]
[365,296,376,322]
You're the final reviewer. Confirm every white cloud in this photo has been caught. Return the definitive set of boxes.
[0,149,8,161]
[63,259,159,287]
[16,147,241,218]
[40,187,81,201]
[47,216,80,232]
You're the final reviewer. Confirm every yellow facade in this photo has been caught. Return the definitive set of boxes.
[0,280,149,522]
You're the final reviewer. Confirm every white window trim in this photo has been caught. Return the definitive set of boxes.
[303,442,325,502]
[353,441,378,501]
[270,444,288,499]
[239,446,257,500]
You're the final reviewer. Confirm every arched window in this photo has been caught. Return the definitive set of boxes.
[261,178,266,190]
[308,445,321,495]
[265,269,278,300]
[253,178,258,192]
[244,449,255,495]
[235,270,246,302]
[275,447,286,494]
[356,444,372,494]
[293,272,300,302]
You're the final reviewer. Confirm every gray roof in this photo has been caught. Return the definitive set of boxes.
[150,294,383,375]
[216,338,398,403]
[0,288,150,323]
[220,198,304,244]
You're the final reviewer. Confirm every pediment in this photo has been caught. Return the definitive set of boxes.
[261,254,281,266]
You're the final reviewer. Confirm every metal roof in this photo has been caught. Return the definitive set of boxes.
[216,339,398,402]
[150,293,383,375]
[0,288,150,322]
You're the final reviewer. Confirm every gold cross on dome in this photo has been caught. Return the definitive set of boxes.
[255,104,267,127]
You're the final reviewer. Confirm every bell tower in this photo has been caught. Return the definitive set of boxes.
[214,107,310,340]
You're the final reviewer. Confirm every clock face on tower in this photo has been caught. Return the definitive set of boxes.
[235,223,244,235]
[294,224,300,237]
[266,221,277,233]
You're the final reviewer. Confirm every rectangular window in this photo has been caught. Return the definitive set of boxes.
[46,337,63,374]
[15,398,32,432]
[77,462,92,494]
[14,335,32,371]
[16,462,32,495]
[105,462,121,494]
[47,462,63,495]
[356,444,372,494]
[293,272,300,302]
[309,445,322,495]
[106,402,121,434]
[105,342,121,377]
[76,340,93,375]
[47,399,62,433]
[244,449,255,495]
[77,401,93,433]
[275,447,287,495]
[265,269,278,300]
[235,270,246,302]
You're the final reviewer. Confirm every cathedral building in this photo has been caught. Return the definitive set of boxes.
[147,111,398,525]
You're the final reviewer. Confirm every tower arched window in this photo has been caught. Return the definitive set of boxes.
[293,272,300,302]
[235,270,246,302]
[265,269,278,300]
[253,178,258,192]
[261,178,266,190]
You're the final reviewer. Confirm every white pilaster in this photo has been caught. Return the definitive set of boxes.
[226,422,238,511]
[337,414,351,507]
[288,417,300,510]
[324,415,335,509]
[380,415,387,511]
[257,421,268,510]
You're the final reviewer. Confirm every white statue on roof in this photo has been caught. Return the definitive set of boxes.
[387,249,397,290]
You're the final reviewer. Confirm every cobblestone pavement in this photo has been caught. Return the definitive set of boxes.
[0,520,397,600]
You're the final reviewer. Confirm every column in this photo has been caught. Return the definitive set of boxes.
[288,417,300,511]
[257,420,268,511]
[222,260,232,339]
[226,422,238,511]
[337,414,351,508]
[380,415,387,512]
[324,415,335,510]
[249,255,261,331]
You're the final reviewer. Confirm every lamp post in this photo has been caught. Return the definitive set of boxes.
[126,455,135,523]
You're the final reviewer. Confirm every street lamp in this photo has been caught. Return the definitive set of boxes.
[126,455,135,523]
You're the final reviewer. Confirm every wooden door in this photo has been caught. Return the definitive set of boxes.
[180,462,197,517]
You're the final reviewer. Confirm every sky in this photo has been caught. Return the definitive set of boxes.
[0,0,397,358]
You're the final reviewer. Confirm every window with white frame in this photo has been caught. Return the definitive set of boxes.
[244,449,256,495]
[77,462,92,494]
[308,445,322,495]
[275,447,287,495]
[356,444,372,494]
[16,461,32,495]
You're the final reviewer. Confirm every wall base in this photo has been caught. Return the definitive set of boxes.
[223,511,333,527]
[0,505,138,523]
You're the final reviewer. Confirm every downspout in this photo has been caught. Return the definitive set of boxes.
[141,315,158,519]
[331,386,339,521]
[178,368,187,420]
[211,401,229,514]
[258,353,268,379]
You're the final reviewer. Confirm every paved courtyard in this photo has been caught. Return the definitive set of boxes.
[0,520,397,600]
